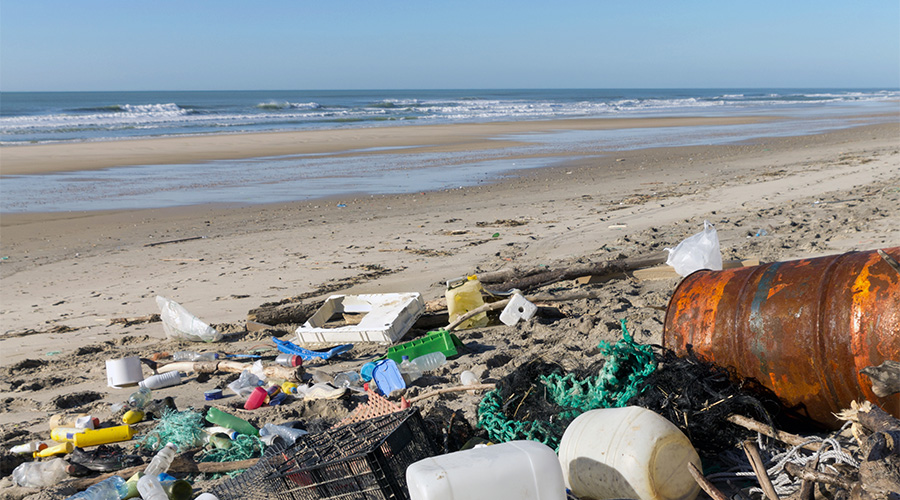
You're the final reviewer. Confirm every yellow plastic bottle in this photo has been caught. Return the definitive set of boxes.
[72,425,135,447]
[50,427,85,443]
[122,410,145,424]
[33,441,74,458]
[446,275,488,329]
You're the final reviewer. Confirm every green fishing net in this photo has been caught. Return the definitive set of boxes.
[477,319,656,450]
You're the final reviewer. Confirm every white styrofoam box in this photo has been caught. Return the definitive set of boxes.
[499,293,538,326]
[295,293,424,344]
[406,440,566,500]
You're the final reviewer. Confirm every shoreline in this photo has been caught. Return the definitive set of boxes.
[0,115,779,176]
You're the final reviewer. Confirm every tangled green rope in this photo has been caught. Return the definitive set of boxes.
[477,319,656,450]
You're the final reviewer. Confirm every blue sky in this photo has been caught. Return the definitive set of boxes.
[2,1,898,91]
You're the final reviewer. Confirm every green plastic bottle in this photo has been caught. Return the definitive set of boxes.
[205,407,258,436]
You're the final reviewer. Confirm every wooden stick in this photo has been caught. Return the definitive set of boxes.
[144,236,205,247]
[406,383,497,404]
[687,462,729,500]
[795,452,819,500]
[783,462,853,490]
[108,314,160,326]
[877,249,900,275]
[446,291,599,331]
[742,440,780,500]
[480,252,668,292]
[727,414,821,452]
[65,456,260,490]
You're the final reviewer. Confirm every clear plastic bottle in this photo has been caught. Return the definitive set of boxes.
[333,371,361,388]
[399,356,423,384]
[412,352,447,372]
[65,475,128,500]
[137,473,168,500]
[173,351,218,361]
[145,442,177,476]
[127,386,152,409]
[260,423,308,444]
[12,457,69,487]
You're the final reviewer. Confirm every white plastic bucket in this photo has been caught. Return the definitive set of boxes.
[106,357,144,388]
[558,406,701,500]
[406,440,566,500]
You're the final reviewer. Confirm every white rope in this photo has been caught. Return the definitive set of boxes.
[707,423,858,497]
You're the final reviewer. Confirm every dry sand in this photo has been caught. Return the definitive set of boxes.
[0,119,898,497]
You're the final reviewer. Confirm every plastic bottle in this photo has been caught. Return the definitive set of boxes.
[281,381,299,394]
[275,353,302,367]
[333,371,361,388]
[12,457,69,487]
[136,473,168,500]
[244,386,268,410]
[139,371,182,390]
[144,442,177,476]
[49,412,91,429]
[65,475,128,500]
[411,351,447,372]
[399,356,423,384]
[9,441,49,454]
[205,407,259,436]
[260,423,308,444]
[33,441,74,458]
[446,275,488,329]
[72,425,136,447]
[173,351,219,361]
[51,427,86,442]
[122,410,144,424]
[127,386,152,409]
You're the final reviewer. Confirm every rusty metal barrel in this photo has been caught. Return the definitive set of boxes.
[663,247,900,428]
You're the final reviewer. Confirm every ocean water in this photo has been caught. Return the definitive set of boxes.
[2,88,897,144]
[1,89,898,213]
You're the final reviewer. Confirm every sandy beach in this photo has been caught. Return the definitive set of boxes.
[0,118,898,496]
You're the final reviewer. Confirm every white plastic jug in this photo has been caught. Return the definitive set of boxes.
[406,440,566,500]
[558,406,701,500]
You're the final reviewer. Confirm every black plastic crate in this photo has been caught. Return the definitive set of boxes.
[212,408,438,500]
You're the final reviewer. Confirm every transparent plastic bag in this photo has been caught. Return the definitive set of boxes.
[155,296,222,342]
[665,221,723,277]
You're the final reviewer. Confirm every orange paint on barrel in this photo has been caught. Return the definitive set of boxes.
[664,247,900,428]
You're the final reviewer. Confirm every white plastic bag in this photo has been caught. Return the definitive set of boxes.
[155,295,222,342]
[665,221,723,277]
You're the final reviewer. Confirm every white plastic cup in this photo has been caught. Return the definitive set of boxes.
[106,357,144,388]
[407,440,565,500]
[558,406,701,500]
[139,372,182,390]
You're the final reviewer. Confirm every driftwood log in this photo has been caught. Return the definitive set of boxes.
[247,301,321,326]
[156,359,300,381]
[478,252,668,292]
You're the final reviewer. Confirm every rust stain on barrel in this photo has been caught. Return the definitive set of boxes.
[664,247,900,428]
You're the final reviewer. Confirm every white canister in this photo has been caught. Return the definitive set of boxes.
[406,440,566,500]
[558,406,701,500]
[106,357,144,388]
